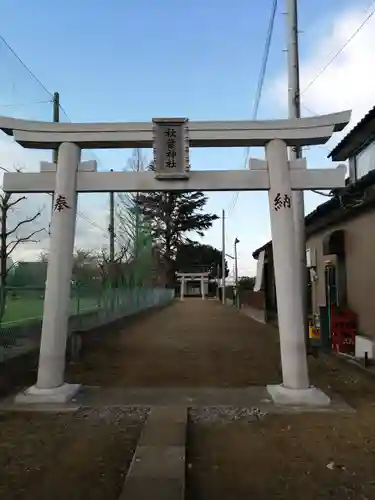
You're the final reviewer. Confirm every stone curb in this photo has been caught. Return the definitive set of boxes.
[119,406,186,500]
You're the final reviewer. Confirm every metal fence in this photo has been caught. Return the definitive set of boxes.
[1,285,173,327]
[0,285,175,361]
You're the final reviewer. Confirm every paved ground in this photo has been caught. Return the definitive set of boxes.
[2,299,375,499]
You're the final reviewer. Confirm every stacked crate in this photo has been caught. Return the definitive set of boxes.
[330,305,357,354]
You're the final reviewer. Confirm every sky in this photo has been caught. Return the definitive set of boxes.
[0,0,375,276]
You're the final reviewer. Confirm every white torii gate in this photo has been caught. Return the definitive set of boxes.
[0,111,351,406]
[177,272,209,300]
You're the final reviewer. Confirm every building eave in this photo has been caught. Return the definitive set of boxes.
[252,169,375,260]
[329,106,375,161]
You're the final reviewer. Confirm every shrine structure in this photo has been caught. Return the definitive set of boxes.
[176,272,209,300]
[0,111,351,405]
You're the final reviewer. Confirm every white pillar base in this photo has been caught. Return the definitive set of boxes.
[267,384,331,406]
[14,383,81,404]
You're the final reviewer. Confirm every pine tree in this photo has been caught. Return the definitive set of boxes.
[137,164,219,284]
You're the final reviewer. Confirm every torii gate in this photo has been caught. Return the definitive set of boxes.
[176,272,209,300]
[0,111,351,406]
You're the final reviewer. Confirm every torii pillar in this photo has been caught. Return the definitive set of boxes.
[254,140,331,405]
[265,140,310,399]
[180,276,185,301]
[200,275,205,300]
[17,143,83,402]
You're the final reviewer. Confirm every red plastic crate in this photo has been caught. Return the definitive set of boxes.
[330,306,357,354]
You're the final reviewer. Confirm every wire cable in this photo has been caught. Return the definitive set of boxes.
[0,34,53,98]
[300,2,375,97]
[0,100,52,109]
[0,33,109,234]
[228,0,278,216]
[299,3,375,199]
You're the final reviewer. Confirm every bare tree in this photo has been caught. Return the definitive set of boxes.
[113,149,156,287]
[0,189,46,322]
[94,244,131,286]
[39,248,100,286]
[116,149,149,259]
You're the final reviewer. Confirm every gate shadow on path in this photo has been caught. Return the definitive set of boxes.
[67,299,282,388]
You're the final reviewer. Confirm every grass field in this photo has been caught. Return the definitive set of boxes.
[1,296,100,326]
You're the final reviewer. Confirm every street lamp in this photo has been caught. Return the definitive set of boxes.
[234,238,240,308]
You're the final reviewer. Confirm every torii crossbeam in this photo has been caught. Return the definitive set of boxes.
[0,111,351,407]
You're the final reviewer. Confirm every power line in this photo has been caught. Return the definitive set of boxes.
[0,32,109,235]
[228,0,278,216]
[0,34,53,98]
[287,1,375,116]
[300,2,375,97]
[0,100,52,109]
[252,0,279,120]
[298,3,375,199]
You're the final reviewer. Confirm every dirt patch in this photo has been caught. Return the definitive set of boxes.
[67,300,282,387]
[309,352,375,410]
[186,411,375,500]
[0,407,147,500]
[5,301,375,499]
[186,351,375,500]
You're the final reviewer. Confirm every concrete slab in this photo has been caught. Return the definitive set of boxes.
[267,384,331,407]
[73,386,351,412]
[119,406,187,499]
[130,446,185,478]
[76,385,270,408]
[119,477,184,500]
[14,383,81,404]
[138,422,186,447]
[0,386,352,414]
[0,400,80,413]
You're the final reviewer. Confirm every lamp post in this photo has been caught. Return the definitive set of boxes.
[234,238,240,308]
[221,209,226,304]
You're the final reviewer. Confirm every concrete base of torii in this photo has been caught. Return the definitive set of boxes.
[267,384,331,406]
[14,383,81,404]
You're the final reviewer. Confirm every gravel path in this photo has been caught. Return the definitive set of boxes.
[68,299,282,387]
[189,406,267,424]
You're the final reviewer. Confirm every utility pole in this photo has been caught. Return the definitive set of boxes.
[52,92,60,164]
[286,0,309,345]
[134,151,141,261]
[49,92,60,235]
[108,170,116,307]
[221,209,226,304]
[109,170,115,265]
[216,263,220,299]
[134,149,142,289]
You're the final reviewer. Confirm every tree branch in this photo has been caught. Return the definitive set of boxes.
[6,210,42,237]
[0,194,27,212]
[6,227,45,255]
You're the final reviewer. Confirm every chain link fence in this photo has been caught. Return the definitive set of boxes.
[0,284,174,362]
